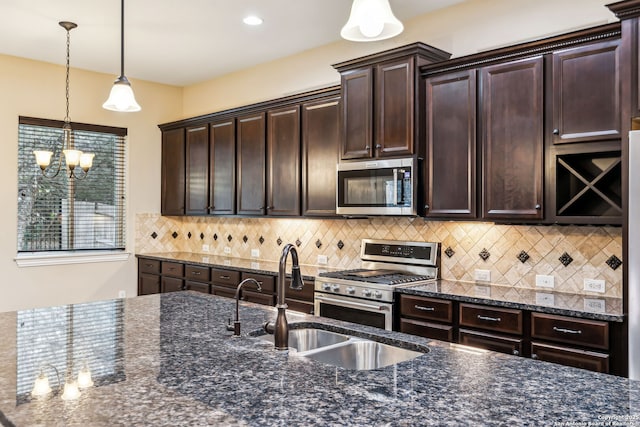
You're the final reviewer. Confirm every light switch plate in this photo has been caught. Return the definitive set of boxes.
[474,285,491,297]
[584,298,606,313]
[224,246,231,254]
[474,269,491,282]
[535,274,555,288]
[535,292,555,306]
[317,255,328,265]
[251,249,260,258]
[202,244,210,252]
[251,262,260,269]
[118,290,126,299]
[584,278,605,293]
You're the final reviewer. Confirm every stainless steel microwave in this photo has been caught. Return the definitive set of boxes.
[336,157,417,216]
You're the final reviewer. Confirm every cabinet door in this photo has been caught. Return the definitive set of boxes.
[481,56,544,220]
[237,112,266,215]
[267,106,301,216]
[302,96,340,216]
[459,329,523,356]
[161,128,185,215]
[185,125,209,215]
[341,67,373,159]
[209,119,236,215]
[138,273,160,295]
[375,58,414,157]
[552,40,620,144]
[531,342,609,373]
[425,69,477,218]
[161,277,184,293]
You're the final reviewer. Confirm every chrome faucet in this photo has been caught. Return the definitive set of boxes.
[265,243,304,350]
[227,278,262,336]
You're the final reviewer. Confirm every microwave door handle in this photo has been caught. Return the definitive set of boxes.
[393,169,398,206]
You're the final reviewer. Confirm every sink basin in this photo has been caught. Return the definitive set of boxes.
[257,328,350,352]
[302,339,425,370]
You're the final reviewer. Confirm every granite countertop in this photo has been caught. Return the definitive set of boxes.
[399,280,624,322]
[136,251,338,280]
[1,292,638,426]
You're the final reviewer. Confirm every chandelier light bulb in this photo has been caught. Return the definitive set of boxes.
[77,366,94,388]
[61,380,81,401]
[31,372,52,397]
[33,151,54,169]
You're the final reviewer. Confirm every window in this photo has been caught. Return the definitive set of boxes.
[17,117,126,253]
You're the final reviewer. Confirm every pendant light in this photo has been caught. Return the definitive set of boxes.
[341,0,404,42]
[103,0,141,112]
[33,21,94,180]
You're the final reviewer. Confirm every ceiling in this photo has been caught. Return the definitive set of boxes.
[0,0,466,87]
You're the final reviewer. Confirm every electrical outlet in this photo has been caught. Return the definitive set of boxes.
[251,249,260,258]
[535,292,555,306]
[251,262,260,269]
[118,290,126,299]
[584,298,606,313]
[474,269,491,282]
[202,244,210,252]
[584,278,605,293]
[474,285,490,297]
[535,274,555,288]
[224,246,231,254]
[317,255,328,265]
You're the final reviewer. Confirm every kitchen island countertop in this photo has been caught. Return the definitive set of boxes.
[0,292,637,426]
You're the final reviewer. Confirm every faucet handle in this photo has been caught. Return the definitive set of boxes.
[226,318,235,332]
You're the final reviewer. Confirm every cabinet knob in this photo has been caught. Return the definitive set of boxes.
[375,144,382,149]
[364,145,370,150]
[552,129,559,135]
[535,204,541,210]
[512,350,520,356]
[424,204,429,210]
[532,354,538,360]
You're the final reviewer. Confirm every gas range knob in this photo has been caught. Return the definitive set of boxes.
[362,289,372,297]
[373,290,383,299]
[331,284,340,292]
[346,286,356,295]
[322,283,331,291]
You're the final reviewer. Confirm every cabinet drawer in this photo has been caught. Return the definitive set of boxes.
[162,261,184,278]
[185,265,210,282]
[161,277,184,293]
[242,290,275,306]
[286,298,314,315]
[185,281,210,294]
[531,342,609,373]
[139,258,160,274]
[459,303,523,335]
[400,318,454,342]
[399,295,452,323]
[211,285,236,299]
[211,269,241,288]
[531,313,609,350]
[285,278,314,301]
[241,273,275,293]
[459,329,523,356]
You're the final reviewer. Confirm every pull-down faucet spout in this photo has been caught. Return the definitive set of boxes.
[265,243,304,350]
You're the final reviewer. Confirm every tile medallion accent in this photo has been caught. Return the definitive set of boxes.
[172,232,178,239]
[517,250,530,264]
[606,255,622,271]
[200,233,204,240]
[295,239,302,247]
[151,232,158,239]
[243,235,248,243]
[559,252,573,267]
[316,239,322,249]
[188,232,192,239]
[337,240,344,250]
[259,236,265,245]
[277,237,283,246]
[479,248,490,261]
[214,233,218,241]
[444,247,455,258]
[227,235,232,242]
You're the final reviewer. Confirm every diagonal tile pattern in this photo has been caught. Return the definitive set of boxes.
[135,214,623,298]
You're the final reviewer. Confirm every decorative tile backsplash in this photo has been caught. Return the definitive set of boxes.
[136,214,623,298]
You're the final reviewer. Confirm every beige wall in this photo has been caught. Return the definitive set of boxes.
[182,0,616,118]
[0,54,182,312]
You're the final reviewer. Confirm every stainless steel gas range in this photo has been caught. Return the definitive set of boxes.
[314,239,440,330]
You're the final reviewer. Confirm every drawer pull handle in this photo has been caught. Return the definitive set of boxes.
[220,275,231,280]
[553,326,582,335]
[414,305,435,312]
[477,315,501,322]
[145,263,153,268]
[192,271,201,275]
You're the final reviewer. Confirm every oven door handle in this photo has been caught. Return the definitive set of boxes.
[315,295,390,311]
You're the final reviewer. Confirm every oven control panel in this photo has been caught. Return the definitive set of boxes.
[315,279,395,303]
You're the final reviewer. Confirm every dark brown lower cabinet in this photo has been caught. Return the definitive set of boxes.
[400,318,454,342]
[185,281,210,294]
[211,285,236,299]
[459,329,523,356]
[161,277,184,293]
[286,299,314,315]
[139,274,160,296]
[242,290,275,306]
[285,278,315,314]
[531,342,609,373]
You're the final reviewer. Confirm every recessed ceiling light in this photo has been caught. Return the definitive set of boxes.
[243,15,263,26]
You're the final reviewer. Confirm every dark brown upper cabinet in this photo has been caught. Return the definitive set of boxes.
[334,43,451,160]
[267,106,301,216]
[551,39,621,144]
[209,118,236,215]
[161,128,185,216]
[237,112,266,215]
[185,125,209,215]
[481,56,544,221]
[424,69,477,219]
[302,96,341,216]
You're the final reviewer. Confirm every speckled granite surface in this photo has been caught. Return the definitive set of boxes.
[399,280,624,322]
[0,292,637,426]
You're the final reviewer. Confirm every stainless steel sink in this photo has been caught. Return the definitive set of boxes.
[257,328,350,352]
[302,338,425,370]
